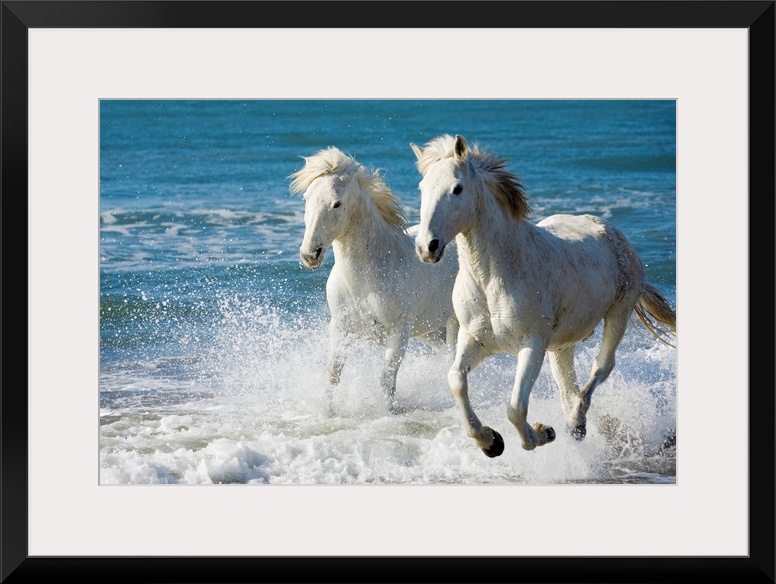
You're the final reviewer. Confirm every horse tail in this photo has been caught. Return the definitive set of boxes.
[634,283,677,347]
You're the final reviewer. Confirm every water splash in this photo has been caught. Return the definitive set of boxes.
[100,295,676,485]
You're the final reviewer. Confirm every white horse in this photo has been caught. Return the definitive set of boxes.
[412,134,676,457]
[290,147,459,413]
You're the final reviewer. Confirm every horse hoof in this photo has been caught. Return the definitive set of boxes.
[533,423,556,444]
[481,429,505,458]
[570,425,587,441]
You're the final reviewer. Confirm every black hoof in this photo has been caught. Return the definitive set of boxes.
[545,426,557,443]
[571,425,586,441]
[482,430,505,458]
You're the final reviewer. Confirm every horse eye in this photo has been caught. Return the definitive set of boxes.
[332,201,342,209]
[452,185,463,195]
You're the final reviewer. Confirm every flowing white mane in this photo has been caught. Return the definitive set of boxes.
[415,134,532,221]
[289,146,407,230]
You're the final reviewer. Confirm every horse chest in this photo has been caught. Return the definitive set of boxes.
[454,279,530,350]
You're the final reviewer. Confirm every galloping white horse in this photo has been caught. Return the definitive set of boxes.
[412,134,676,457]
[290,147,459,413]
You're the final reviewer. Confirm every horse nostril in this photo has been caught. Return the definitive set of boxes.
[428,239,440,253]
[314,247,323,259]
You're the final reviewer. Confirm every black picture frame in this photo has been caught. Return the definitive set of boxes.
[3,1,773,582]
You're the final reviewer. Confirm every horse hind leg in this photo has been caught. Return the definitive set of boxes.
[548,345,585,439]
[507,344,556,451]
[570,302,632,440]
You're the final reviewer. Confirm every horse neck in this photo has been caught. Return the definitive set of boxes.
[332,193,404,277]
[457,188,534,284]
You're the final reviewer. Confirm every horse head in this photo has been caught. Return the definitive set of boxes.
[298,171,358,268]
[289,147,364,269]
[411,134,478,263]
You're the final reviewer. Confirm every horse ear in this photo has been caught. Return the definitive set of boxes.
[454,135,468,162]
[410,143,423,160]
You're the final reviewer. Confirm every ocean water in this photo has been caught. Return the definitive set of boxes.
[100,100,676,485]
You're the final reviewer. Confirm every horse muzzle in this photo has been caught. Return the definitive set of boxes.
[300,246,325,269]
[415,237,445,264]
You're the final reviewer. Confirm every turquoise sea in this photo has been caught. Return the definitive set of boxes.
[100,100,676,484]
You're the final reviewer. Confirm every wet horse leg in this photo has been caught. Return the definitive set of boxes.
[447,332,503,456]
[445,315,460,352]
[507,343,556,450]
[569,303,632,439]
[548,345,585,438]
[325,323,350,416]
[380,328,409,413]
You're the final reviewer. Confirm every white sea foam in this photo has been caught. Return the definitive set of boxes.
[99,297,677,485]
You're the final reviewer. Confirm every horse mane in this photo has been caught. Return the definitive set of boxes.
[289,146,407,230]
[416,134,532,221]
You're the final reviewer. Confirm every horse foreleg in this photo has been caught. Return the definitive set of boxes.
[570,305,630,440]
[507,344,556,451]
[381,329,409,413]
[327,324,349,384]
[325,325,349,416]
[448,333,502,456]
